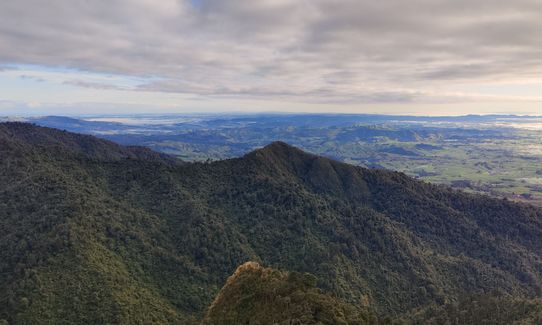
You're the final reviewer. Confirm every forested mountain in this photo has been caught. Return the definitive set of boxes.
[202,262,386,325]
[204,263,542,325]
[1,122,542,324]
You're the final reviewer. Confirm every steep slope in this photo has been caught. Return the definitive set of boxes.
[2,123,542,324]
[196,141,542,313]
[0,124,199,324]
[406,295,542,324]
[202,262,384,325]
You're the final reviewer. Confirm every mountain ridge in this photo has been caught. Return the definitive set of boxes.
[1,122,542,324]
[0,122,178,163]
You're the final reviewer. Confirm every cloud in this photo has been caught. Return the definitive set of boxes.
[63,80,128,91]
[1,0,542,105]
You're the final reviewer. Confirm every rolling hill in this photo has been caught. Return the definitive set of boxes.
[1,122,542,324]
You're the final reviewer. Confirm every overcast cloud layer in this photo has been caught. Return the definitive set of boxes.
[1,0,542,112]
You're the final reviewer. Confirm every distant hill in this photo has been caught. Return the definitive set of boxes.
[1,122,542,324]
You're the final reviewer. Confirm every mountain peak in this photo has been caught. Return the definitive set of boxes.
[243,141,317,179]
[247,140,316,165]
[255,141,311,158]
[263,140,296,149]
[3,124,542,323]
[243,140,372,199]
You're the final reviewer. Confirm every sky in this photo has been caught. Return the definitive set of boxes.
[1,0,542,116]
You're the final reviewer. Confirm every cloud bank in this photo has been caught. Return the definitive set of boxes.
[1,0,542,107]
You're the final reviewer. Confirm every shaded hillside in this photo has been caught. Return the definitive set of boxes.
[406,295,542,324]
[206,263,542,325]
[1,122,542,324]
[202,262,385,325]
[0,122,177,162]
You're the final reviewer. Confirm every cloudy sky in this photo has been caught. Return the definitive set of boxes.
[1,0,542,116]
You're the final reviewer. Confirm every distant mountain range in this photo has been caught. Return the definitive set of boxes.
[1,122,542,324]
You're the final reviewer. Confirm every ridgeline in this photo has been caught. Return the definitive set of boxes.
[1,122,542,324]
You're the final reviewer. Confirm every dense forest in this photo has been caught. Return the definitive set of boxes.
[205,263,542,325]
[1,122,542,324]
[202,262,386,325]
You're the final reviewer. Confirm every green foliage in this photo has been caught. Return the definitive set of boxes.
[202,262,387,325]
[2,123,542,324]
[406,294,542,324]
